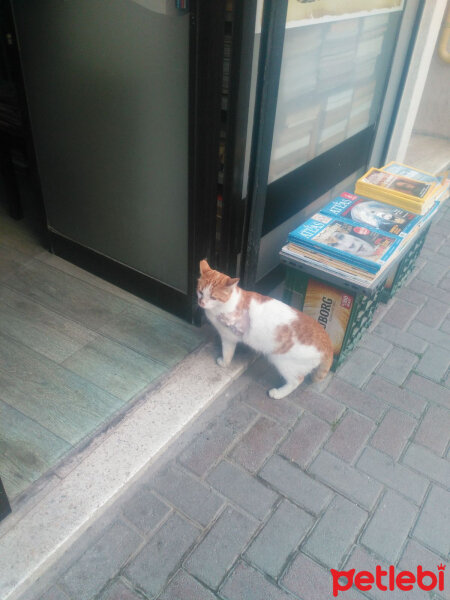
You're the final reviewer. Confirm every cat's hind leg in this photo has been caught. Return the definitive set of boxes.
[267,354,305,399]
[269,375,304,399]
[311,349,333,382]
[217,335,237,367]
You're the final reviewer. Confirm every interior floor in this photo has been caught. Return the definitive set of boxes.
[0,201,205,504]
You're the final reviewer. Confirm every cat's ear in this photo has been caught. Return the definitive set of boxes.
[199,259,211,275]
[226,277,240,288]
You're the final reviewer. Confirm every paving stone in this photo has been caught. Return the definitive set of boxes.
[413,485,450,556]
[415,298,449,328]
[159,570,218,600]
[178,401,257,477]
[245,499,314,578]
[377,347,418,385]
[308,450,382,510]
[290,389,345,424]
[361,490,417,564]
[370,408,417,460]
[382,299,419,330]
[244,383,300,426]
[325,411,374,463]
[281,553,365,600]
[409,321,450,351]
[325,378,385,421]
[259,454,333,515]
[402,443,450,487]
[228,416,285,473]
[98,580,142,600]
[375,322,428,354]
[404,373,450,408]
[398,540,450,600]
[442,317,450,335]
[184,506,258,590]
[357,333,393,357]
[415,260,448,285]
[122,488,170,534]
[414,404,450,455]
[60,520,141,600]
[366,375,426,417]
[416,345,450,382]
[280,413,330,468]
[357,447,429,505]
[151,464,223,526]
[207,460,278,520]
[396,287,427,307]
[303,495,367,569]
[336,349,382,388]
[124,513,199,599]
[408,278,450,306]
[220,560,292,600]
[39,587,70,600]
[281,553,331,600]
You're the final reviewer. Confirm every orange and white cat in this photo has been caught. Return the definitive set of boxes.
[197,260,333,399]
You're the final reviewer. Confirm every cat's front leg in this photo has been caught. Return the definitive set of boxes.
[217,335,237,368]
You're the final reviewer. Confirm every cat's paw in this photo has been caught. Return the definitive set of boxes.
[268,387,283,399]
[216,357,229,368]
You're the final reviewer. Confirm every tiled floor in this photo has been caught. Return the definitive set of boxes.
[0,208,205,501]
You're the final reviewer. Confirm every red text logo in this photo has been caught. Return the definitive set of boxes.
[331,564,446,597]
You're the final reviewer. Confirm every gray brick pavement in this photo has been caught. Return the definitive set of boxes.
[31,222,450,600]
[259,454,333,515]
[280,412,330,468]
[369,408,417,460]
[184,506,258,589]
[245,499,314,578]
[360,490,417,564]
[302,494,367,569]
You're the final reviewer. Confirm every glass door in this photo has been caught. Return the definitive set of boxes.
[241,0,419,289]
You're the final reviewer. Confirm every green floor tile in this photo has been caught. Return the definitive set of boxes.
[3,259,129,331]
[0,244,32,282]
[99,304,205,367]
[0,285,97,363]
[62,335,168,401]
[0,400,71,499]
[0,334,123,445]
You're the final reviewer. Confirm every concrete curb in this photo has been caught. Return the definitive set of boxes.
[0,342,253,600]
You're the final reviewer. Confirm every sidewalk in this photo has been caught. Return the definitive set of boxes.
[17,203,450,600]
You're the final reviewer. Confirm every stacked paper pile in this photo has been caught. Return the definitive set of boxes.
[281,162,448,288]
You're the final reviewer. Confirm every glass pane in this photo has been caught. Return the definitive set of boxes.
[268,6,403,183]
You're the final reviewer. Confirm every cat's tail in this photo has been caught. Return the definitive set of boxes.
[312,348,333,382]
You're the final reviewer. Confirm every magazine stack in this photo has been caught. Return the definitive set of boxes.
[355,161,448,214]
[281,162,449,291]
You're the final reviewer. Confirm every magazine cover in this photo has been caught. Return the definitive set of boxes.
[382,161,439,184]
[321,192,421,235]
[288,213,401,273]
[358,168,434,200]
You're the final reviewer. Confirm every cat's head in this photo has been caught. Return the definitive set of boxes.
[197,260,239,310]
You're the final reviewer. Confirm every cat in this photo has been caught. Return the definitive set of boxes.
[197,260,333,399]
